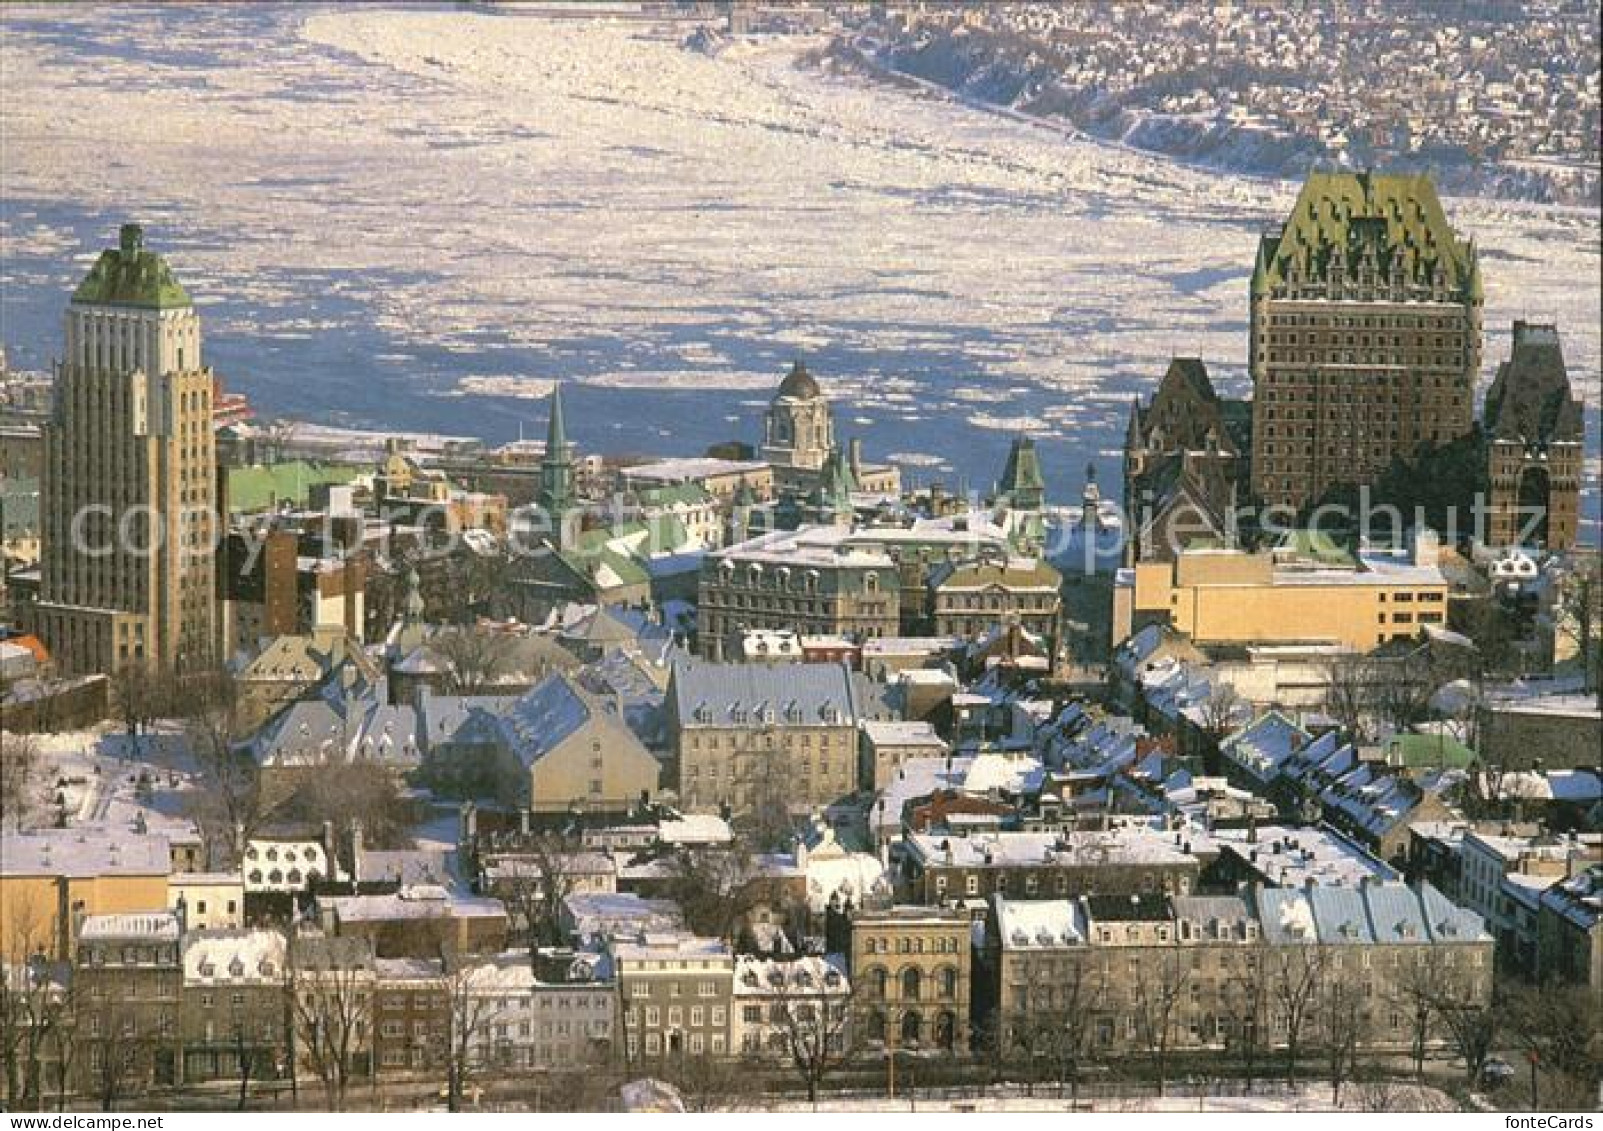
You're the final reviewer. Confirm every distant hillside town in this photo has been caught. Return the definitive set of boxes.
[852,1,1600,206]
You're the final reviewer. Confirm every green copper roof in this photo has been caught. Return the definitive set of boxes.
[72,224,192,309]
[545,383,569,455]
[226,461,362,514]
[1385,732,1476,771]
[1253,172,1479,301]
[998,434,1045,507]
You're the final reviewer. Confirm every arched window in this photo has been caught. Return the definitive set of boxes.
[936,1010,957,1051]
[872,968,888,998]
[901,968,921,1001]
[940,967,958,998]
[900,1010,922,1046]
[866,1010,886,1044]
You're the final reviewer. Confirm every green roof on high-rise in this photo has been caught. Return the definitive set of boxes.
[71,224,192,309]
[1252,171,1480,302]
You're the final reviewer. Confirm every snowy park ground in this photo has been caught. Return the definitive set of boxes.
[1,5,1597,528]
[752,1079,1464,1113]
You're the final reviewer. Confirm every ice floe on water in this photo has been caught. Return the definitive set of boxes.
[0,4,1596,526]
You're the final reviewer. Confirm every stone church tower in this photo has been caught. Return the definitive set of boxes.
[35,224,219,676]
[762,360,835,474]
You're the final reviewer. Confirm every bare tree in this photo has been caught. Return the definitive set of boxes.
[287,761,411,850]
[1316,974,1364,1105]
[432,629,516,696]
[109,661,162,761]
[488,834,584,951]
[1130,948,1191,1097]
[662,845,768,948]
[1042,961,1106,1104]
[1387,958,1444,1080]
[1502,981,1602,1110]
[1268,945,1327,1084]
[180,665,259,869]
[1199,681,1244,741]
[1225,941,1272,1093]
[1322,655,1375,741]
[1553,554,1602,706]
[728,735,800,852]
[437,956,507,1113]
[0,730,41,831]
[287,936,373,1112]
[1432,987,1498,1087]
[1,899,70,1111]
[762,956,853,1105]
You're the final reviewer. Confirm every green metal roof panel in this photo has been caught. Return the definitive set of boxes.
[1255,172,1477,300]
[226,461,363,514]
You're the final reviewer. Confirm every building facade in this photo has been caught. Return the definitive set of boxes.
[698,526,900,658]
[668,659,860,819]
[613,933,733,1065]
[849,906,971,1053]
[1249,173,1482,510]
[36,224,219,675]
[74,912,185,1094]
[1482,321,1585,550]
[180,929,288,1083]
[927,554,1062,642]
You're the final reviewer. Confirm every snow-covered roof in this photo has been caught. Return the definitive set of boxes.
[1211,824,1397,887]
[994,896,1087,950]
[80,911,181,942]
[1,828,171,878]
[183,929,286,985]
[907,828,1196,870]
[732,954,849,996]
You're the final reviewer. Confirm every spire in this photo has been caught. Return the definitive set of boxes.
[538,383,577,538]
[546,382,569,457]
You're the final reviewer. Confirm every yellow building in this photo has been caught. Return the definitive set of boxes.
[1115,530,1449,653]
[0,829,172,961]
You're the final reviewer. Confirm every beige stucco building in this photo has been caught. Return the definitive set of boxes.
[1115,532,1449,653]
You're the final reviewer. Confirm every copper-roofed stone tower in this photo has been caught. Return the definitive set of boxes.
[35,224,218,675]
[1249,171,1483,510]
[1482,321,1584,549]
[762,359,835,478]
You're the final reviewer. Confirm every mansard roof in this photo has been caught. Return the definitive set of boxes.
[1253,170,1480,301]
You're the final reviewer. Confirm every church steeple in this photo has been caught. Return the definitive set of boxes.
[538,384,577,538]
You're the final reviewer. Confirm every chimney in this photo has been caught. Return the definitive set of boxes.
[520,808,531,836]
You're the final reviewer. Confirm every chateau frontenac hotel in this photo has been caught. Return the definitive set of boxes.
[1126,169,1584,559]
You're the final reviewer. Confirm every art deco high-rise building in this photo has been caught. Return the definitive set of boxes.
[35,224,218,675]
[1249,172,1483,510]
